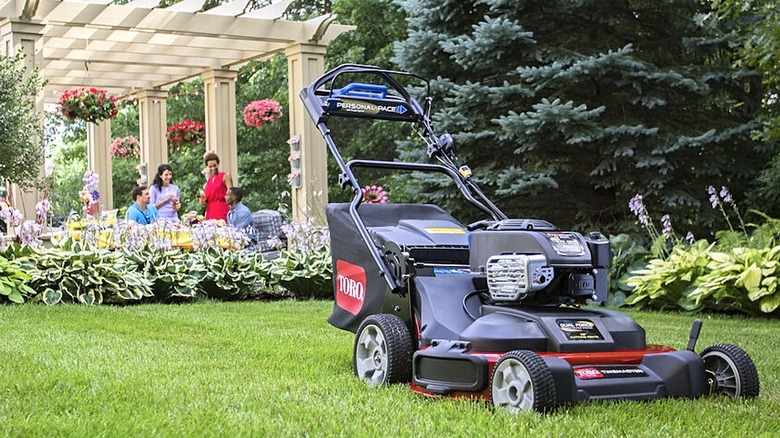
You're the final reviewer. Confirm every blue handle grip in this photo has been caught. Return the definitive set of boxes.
[333,83,388,99]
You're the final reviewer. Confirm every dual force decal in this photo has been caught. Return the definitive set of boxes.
[557,319,604,340]
[335,260,366,316]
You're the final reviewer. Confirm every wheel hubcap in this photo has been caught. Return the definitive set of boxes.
[492,359,534,412]
[355,325,388,385]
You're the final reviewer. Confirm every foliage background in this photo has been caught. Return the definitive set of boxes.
[21,0,780,249]
[0,53,47,189]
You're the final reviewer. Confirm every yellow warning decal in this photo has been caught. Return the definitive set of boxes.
[424,227,466,234]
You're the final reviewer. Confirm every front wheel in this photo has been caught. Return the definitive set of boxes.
[353,314,413,386]
[491,350,556,413]
[701,343,760,398]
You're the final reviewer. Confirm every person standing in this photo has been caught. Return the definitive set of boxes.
[200,151,232,221]
[126,185,159,225]
[149,164,181,222]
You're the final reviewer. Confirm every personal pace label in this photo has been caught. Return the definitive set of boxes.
[335,260,367,315]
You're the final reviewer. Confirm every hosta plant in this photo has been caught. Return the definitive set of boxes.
[119,246,207,301]
[196,246,271,300]
[266,247,333,299]
[691,245,780,315]
[625,240,714,311]
[0,254,35,303]
[13,242,153,305]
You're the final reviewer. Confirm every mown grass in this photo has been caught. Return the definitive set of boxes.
[1,300,778,437]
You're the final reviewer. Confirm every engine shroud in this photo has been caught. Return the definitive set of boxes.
[468,226,610,303]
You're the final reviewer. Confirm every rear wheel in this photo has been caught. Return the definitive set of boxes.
[701,343,760,398]
[353,314,413,386]
[491,350,556,413]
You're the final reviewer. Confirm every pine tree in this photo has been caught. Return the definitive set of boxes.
[394,0,765,235]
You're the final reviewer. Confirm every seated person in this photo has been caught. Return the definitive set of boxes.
[225,186,253,236]
[126,185,159,225]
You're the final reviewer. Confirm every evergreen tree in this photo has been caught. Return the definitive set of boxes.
[394,0,766,235]
[711,0,780,217]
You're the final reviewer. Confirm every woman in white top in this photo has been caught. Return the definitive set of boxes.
[149,164,181,222]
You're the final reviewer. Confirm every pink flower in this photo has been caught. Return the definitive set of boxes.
[109,135,140,158]
[243,99,283,128]
[362,185,389,204]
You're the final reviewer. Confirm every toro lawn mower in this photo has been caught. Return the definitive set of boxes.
[299,64,760,413]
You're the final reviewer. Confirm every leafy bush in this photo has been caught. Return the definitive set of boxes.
[691,246,780,315]
[120,246,206,301]
[9,242,153,305]
[608,233,651,306]
[196,247,272,300]
[266,248,332,299]
[624,240,714,312]
[0,254,35,303]
[625,214,780,317]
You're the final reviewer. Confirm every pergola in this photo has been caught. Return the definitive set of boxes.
[1,0,351,221]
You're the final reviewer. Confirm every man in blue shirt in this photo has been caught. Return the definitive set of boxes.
[225,186,253,235]
[126,185,159,225]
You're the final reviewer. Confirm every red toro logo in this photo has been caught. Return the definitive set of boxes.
[573,367,603,380]
[335,260,366,316]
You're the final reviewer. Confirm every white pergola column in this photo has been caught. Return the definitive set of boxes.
[202,69,238,184]
[137,89,168,186]
[284,43,328,225]
[87,119,112,210]
[1,19,44,221]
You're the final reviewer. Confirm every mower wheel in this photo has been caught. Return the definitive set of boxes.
[701,343,760,398]
[354,314,413,386]
[491,350,556,413]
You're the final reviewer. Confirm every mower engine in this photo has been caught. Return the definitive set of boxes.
[469,219,611,304]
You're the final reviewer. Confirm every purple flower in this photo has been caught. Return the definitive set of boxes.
[720,186,733,205]
[707,185,719,208]
[628,194,650,227]
[661,214,672,239]
[685,231,695,244]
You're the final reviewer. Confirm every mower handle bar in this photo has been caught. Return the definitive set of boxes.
[345,159,502,221]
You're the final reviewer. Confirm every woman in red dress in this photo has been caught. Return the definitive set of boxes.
[200,151,233,221]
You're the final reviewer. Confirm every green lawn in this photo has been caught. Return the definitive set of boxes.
[1,300,778,437]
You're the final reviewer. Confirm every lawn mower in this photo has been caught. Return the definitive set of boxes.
[300,64,760,412]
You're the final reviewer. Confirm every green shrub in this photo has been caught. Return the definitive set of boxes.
[267,248,332,299]
[0,254,35,303]
[119,246,207,301]
[196,247,274,300]
[608,233,651,306]
[691,246,780,315]
[625,240,714,312]
[12,242,153,305]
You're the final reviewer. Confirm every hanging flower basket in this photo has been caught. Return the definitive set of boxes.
[167,120,205,150]
[59,87,118,123]
[243,99,283,128]
[109,135,140,158]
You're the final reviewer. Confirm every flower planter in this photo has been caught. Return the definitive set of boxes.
[59,88,118,123]
[243,99,283,128]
